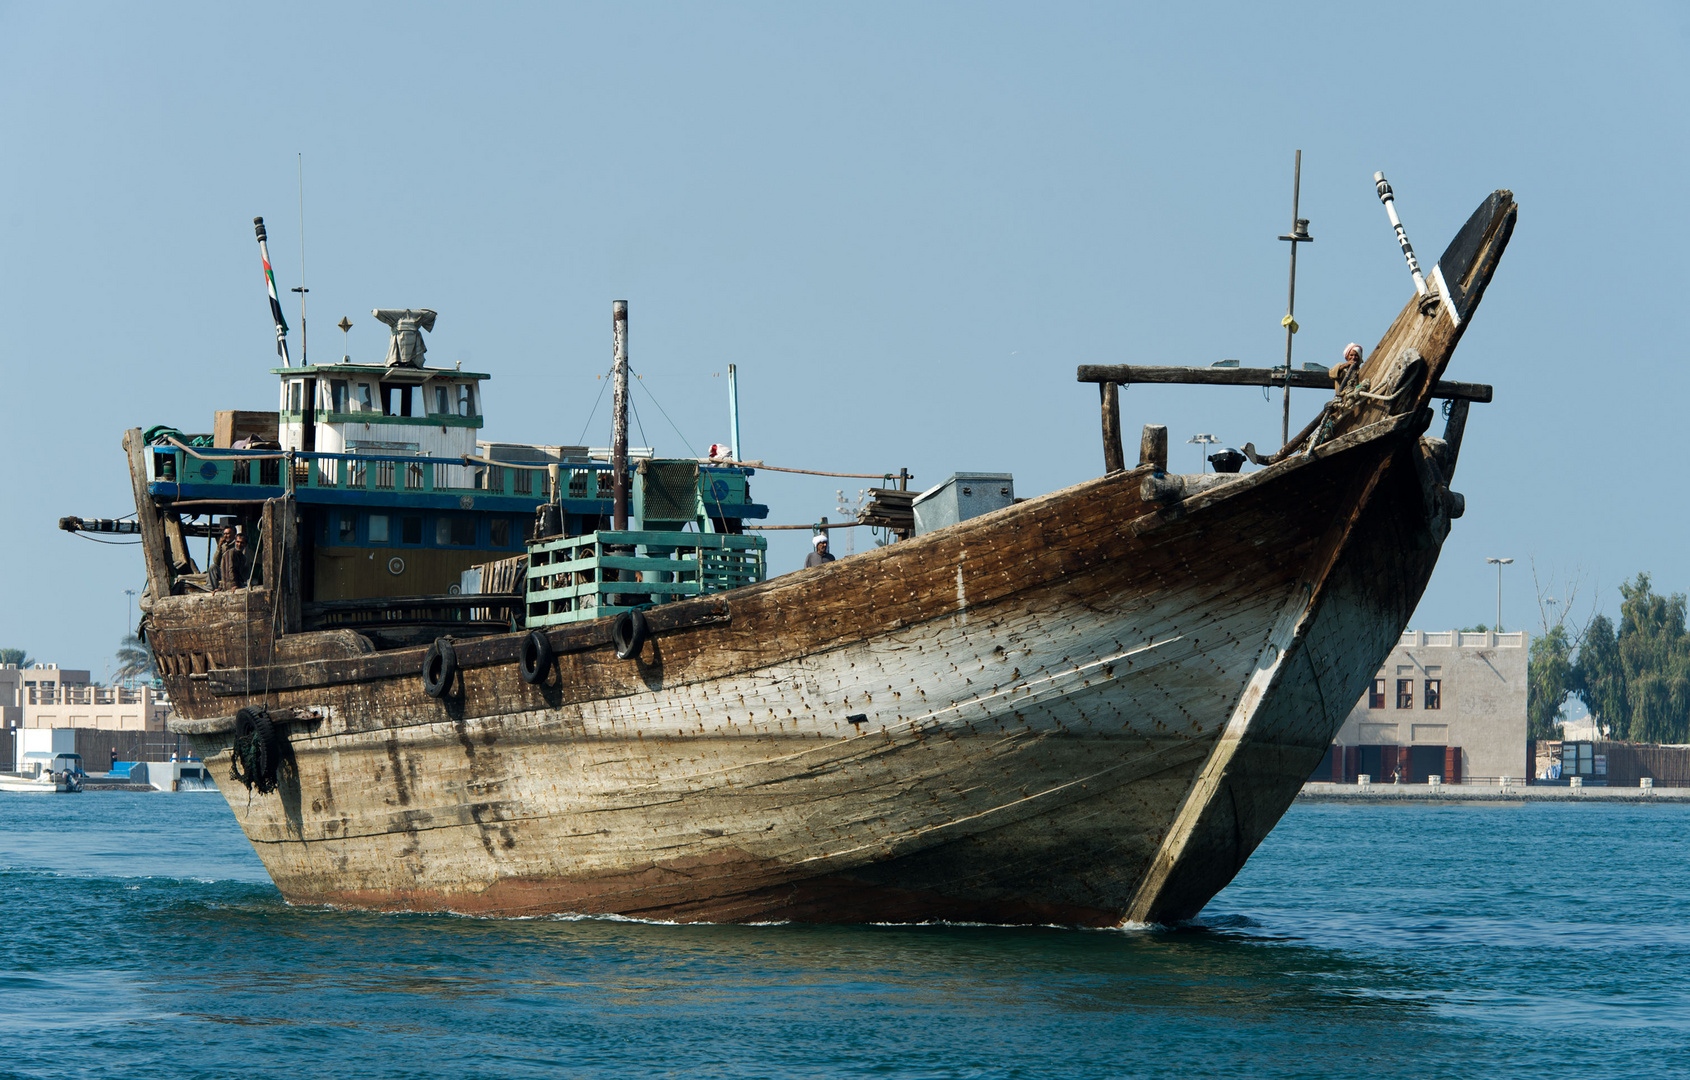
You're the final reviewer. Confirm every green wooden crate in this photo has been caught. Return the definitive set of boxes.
[525,529,766,627]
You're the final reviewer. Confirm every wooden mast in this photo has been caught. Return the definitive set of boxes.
[611,300,630,531]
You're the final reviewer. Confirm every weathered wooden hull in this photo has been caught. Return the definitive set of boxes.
[145,406,1450,925]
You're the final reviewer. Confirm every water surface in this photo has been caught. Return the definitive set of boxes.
[2,793,1685,1078]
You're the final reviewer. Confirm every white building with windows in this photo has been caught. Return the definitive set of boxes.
[1317,630,1529,784]
[0,663,170,732]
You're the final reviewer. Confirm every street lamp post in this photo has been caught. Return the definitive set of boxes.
[1485,557,1513,632]
[1187,433,1220,473]
[124,589,137,638]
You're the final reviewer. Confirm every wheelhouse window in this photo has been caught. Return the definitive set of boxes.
[330,380,349,413]
[1368,679,1386,710]
[368,514,390,543]
[434,385,450,415]
[381,383,414,417]
[1424,679,1442,710]
[458,384,476,416]
[400,516,423,545]
[1396,679,1414,710]
[489,518,510,547]
[336,514,356,544]
[358,383,374,411]
[436,516,476,546]
[288,380,303,413]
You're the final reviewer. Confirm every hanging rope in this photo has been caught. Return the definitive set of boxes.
[574,366,614,446]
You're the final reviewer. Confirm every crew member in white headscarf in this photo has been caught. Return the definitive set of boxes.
[1330,342,1364,387]
[804,533,835,568]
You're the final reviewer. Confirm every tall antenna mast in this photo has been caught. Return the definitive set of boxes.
[727,363,742,462]
[1277,150,1313,447]
[292,154,310,366]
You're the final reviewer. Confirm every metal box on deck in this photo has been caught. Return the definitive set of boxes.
[912,473,1015,536]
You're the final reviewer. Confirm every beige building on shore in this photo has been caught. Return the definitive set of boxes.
[0,663,170,732]
[1315,630,1529,784]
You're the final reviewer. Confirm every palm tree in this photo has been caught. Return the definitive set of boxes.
[113,634,155,685]
[0,648,30,668]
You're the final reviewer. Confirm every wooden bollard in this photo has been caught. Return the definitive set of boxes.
[1139,424,1168,472]
[1100,383,1124,475]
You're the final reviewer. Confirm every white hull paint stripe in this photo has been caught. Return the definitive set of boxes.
[1432,264,1462,328]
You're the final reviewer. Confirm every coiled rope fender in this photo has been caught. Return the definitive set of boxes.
[423,637,457,698]
[613,609,649,661]
[520,629,554,685]
[230,706,282,794]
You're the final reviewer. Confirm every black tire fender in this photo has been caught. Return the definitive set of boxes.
[612,609,649,661]
[519,629,553,685]
[423,637,457,698]
[232,706,280,793]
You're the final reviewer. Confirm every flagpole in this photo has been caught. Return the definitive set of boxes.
[254,217,292,367]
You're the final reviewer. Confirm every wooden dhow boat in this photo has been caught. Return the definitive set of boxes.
[80,187,1515,925]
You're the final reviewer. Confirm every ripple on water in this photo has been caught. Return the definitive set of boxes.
[1,794,1687,1078]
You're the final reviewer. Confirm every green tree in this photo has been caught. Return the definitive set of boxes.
[113,634,155,685]
[1573,614,1627,738]
[1527,625,1575,738]
[1615,573,1690,744]
[1459,624,1489,633]
[0,647,30,668]
[1566,574,1690,744]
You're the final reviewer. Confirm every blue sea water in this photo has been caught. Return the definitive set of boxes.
[1,794,1687,1079]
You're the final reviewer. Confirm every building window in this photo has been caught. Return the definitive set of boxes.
[400,516,423,545]
[490,518,510,547]
[337,514,356,544]
[1396,679,1414,709]
[1424,679,1441,710]
[368,514,389,544]
[1369,679,1386,709]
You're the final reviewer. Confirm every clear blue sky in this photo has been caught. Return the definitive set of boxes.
[1,2,1685,672]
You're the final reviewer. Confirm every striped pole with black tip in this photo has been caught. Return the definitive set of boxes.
[253,216,292,367]
[1373,173,1429,298]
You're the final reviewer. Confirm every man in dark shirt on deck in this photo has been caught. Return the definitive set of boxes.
[210,526,250,590]
[804,534,835,568]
